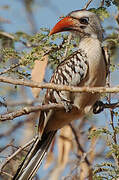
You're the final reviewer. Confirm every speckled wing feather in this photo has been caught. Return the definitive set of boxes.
[38,50,88,134]
[46,50,88,103]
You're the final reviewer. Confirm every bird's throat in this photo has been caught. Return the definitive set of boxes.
[79,37,102,62]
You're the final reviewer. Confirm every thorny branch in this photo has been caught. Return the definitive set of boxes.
[0,103,64,121]
[0,63,21,75]
[0,30,67,51]
[106,45,119,169]
[0,100,118,143]
[69,123,85,154]
[0,76,119,93]
[1,171,13,178]
[0,139,14,153]
[1,101,119,122]
[69,123,90,165]
[0,31,36,48]
[0,138,35,172]
[69,123,94,180]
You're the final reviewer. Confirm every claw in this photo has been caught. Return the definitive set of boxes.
[62,100,72,112]
[93,101,104,114]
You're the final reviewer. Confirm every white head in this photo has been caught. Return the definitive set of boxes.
[50,10,103,41]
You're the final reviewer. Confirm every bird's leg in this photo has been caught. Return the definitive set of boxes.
[93,101,104,114]
[62,100,73,112]
[58,92,73,112]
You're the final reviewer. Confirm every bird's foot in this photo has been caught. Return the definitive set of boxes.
[62,100,72,112]
[93,101,104,114]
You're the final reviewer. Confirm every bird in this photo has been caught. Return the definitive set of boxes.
[13,9,107,180]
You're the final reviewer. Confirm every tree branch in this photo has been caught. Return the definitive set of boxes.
[0,63,21,75]
[0,104,64,121]
[0,171,13,178]
[0,76,119,93]
[69,123,90,166]
[0,137,35,172]
[1,101,119,122]
[83,0,94,9]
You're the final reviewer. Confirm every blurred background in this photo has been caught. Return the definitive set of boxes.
[0,0,119,179]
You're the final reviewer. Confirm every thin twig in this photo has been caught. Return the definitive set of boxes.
[0,171,13,178]
[104,102,119,109]
[69,123,84,153]
[23,0,37,34]
[0,31,39,48]
[106,48,119,166]
[69,123,90,166]
[0,138,35,171]
[111,149,119,168]
[0,63,21,75]
[100,0,105,7]
[115,13,119,25]
[0,139,14,153]
[83,0,94,9]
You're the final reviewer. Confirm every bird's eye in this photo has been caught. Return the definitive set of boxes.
[79,17,89,25]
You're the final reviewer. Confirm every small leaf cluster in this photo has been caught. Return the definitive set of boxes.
[89,110,119,179]
[0,28,79,78]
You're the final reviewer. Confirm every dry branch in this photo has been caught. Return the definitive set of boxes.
[0,171,13,178]
[100,0,105,7]
[0,76,119,93]
[83,0,94,9]
[0,139,14,153]
[1,101,119,122]
[0,63,21,75]
[0,138,35,172]
[0,104,64,121]
[69,123,85,154]
[69,123,90,166]
[0,31,15,40]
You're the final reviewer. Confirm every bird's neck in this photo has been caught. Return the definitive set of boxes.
[79,37,102,61]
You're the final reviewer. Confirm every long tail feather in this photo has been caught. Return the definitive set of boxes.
[13,131,56,180]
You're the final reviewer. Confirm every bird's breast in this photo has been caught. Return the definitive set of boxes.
[73,50,106,114]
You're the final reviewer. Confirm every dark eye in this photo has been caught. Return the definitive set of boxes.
[79,17,89,24]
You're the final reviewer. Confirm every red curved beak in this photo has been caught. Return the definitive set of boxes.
[49,16,75,36]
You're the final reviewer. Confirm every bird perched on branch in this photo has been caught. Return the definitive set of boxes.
[13,10,107,180]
